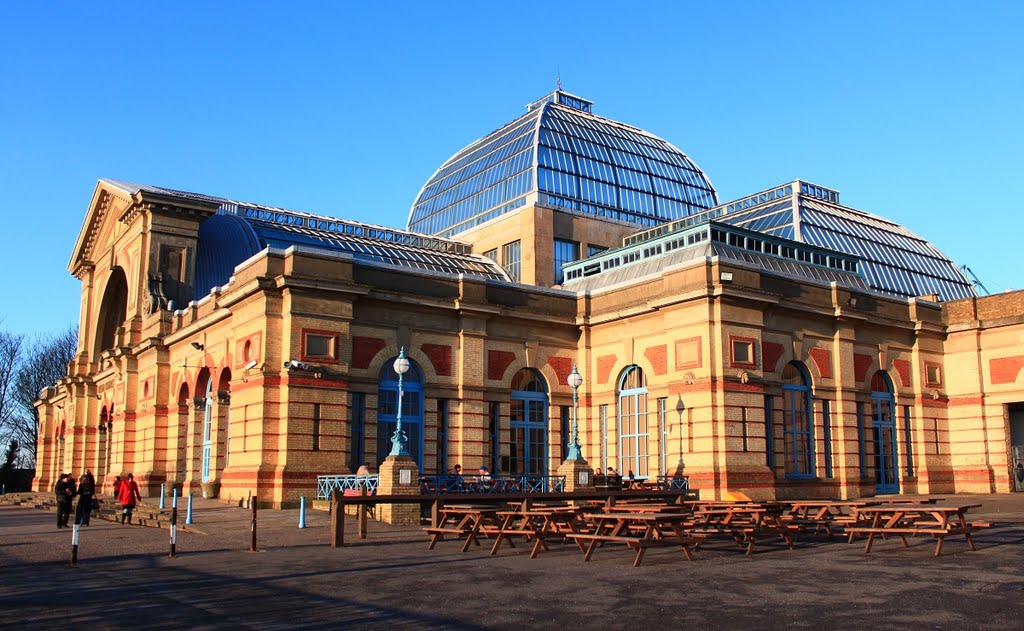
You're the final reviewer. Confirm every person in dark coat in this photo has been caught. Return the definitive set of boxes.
[54,472,75,528]
[74,469,96,526]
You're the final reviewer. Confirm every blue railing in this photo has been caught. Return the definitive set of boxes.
[316,474,379,500]
[420,475,565,495]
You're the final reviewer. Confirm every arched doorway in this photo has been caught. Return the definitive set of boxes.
[376,356,424,469]
[782,362,814,478]
[510,368,548,476]
[94,267,128,356]
[617,365,649,477]
[871,372,899,494]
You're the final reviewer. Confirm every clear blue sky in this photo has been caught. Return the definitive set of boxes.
[2,1,1022,338]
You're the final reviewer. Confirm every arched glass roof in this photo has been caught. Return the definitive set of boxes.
[408,91,719,237]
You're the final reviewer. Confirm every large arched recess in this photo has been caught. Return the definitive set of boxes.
[94,267,128,356]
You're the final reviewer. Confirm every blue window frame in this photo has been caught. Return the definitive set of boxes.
[857,402,867,479]
[599,404,608,471]
[553,239,580,284]
[510,369,549,475]
[617,365,649,477]
[561,406,571,459]
[376,358,424,470]
[489,401,501,474]
[782,362,814,478]
[871,372,899,494]
[658,397,668,475]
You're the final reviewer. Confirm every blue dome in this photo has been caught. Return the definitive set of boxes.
[408,91,718,237]
[195,213,262,299]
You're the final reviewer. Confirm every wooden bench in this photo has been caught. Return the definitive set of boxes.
[846,504,990,556]
[564,532,698,566]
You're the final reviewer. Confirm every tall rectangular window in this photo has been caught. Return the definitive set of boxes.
[857,402,867,479]
[903,405,914,477]
[822,399,833,478]
[764,395,775,470]
[658,397,668,475]
[489,402,501,474]
[312,403,321,452]
[349,393,365,472]
[483,248,497,262]
[599,404,608,472]
[553,239,581,284]
[587,244,608,257]
[502,240,521,282]
[436,399,448,474]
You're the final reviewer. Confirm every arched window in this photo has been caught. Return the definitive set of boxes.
[196,368,214,483]
[870,371,899,494]
[510,368,548,476]
[95,267,128,356]
[782,362,814,478]
[376,357,424,469]
[219,368,232,468]
[617,365,649,477]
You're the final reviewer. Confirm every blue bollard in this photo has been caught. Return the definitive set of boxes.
[186,493,193,525]
[172,487,178,509]
[159,483,166,510]
[299,495,306,529]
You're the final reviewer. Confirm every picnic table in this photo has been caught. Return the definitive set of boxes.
[424,505,503,552]
[846,503,988,556]
[486,509,585,558]
[567,511,699,567]
[688,503,798,555]
[784,500,875,537]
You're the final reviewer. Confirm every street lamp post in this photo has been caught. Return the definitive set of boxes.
[566,363,584,461]
[389,347,411,457]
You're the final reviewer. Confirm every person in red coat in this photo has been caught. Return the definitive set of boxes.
[117,473,143,525]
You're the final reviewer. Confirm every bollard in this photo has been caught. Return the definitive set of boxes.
[186,493,193,525]
[250,496,258,552]
[70,524,80,567]
[299,495,306,529]
[159,483,166,510]
[169,505,178,558]
[330,489,344,547]
[173,487,179,509]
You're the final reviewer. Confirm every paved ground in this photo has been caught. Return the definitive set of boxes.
[2,493,1023,629]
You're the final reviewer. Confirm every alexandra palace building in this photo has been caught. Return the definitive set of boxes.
[33,91,1024,506]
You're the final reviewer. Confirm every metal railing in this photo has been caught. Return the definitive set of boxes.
[419,474,565,495]
[655,475,690,492]
[316,475,379,500]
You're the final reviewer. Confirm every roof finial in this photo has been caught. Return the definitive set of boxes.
[556,66,562,92]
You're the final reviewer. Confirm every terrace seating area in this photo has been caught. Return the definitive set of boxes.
[419,496,991,566]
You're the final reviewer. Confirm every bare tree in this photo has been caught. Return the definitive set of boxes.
[9,326,77,467]
[0,330,24,447]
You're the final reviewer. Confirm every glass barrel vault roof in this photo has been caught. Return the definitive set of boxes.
[407,91,719,237]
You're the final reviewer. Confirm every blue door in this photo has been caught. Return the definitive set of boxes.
[871,375,899,494]
[510,369,549,476]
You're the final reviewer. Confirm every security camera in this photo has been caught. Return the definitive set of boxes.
[243,359,258,371]
[284,359,310,371]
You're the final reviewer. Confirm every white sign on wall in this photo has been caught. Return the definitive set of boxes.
[579,471,589,485]
[399,469,412,485]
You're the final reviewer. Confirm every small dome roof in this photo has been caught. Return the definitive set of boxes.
[408,91,718,237]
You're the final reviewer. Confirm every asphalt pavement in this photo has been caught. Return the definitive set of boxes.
[1,493,1023,630]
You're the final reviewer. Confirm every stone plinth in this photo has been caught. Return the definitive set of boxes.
[377,454,420,526]
[557,458,594,493]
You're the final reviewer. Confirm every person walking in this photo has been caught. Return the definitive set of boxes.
[117,472,142,525]
[75,469,96,526]
[54,472,75,528]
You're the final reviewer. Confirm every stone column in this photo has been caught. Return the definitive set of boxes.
[376,455,420,525]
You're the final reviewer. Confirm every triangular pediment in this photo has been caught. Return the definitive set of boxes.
[68,179,224,277]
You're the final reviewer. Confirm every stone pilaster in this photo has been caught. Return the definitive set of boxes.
[557,458,594,493]
[377,454,420,525]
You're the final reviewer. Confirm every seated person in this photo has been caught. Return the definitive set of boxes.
[477,465,492,488]
[355,463,371,476]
